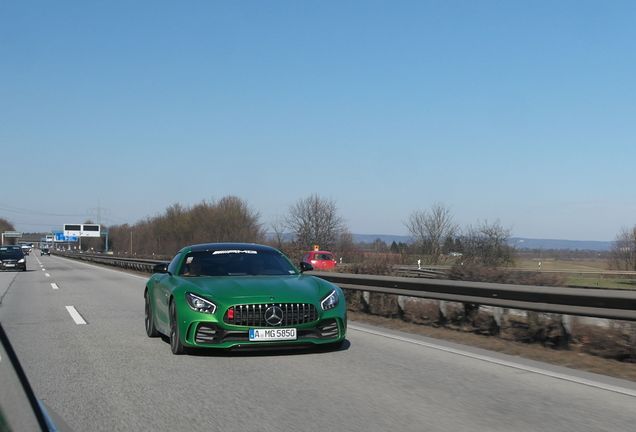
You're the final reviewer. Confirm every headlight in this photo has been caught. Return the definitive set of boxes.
[321,289,339,311]
[185,293,217,314]
[18,258,25,263]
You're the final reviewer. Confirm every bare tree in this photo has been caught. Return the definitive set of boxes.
[270,216,287,250]
[335,229,357,263]
[0,218,15,233]
[285,194,345,250]
[405,203,457,264]
[461,219,514,266]
[609,226,636,270]
[0,218,16,245]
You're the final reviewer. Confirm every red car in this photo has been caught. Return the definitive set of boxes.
[302,250,337,271]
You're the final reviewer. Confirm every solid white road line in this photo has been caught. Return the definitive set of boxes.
[51,283,59,290]
[65,306,87,325]
[45,273,50,278]
[348,324,636,398]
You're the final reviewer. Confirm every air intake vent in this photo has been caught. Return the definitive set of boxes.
[195,324,219,344]
[318,320,339,338]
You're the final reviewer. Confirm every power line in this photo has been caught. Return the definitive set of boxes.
[0,203,88,218]
[0,203,132,226]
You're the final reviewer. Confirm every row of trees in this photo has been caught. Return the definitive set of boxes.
[3,198,633,272]
[405,203,514,266]
[77,195,516,266]
[0,218,16,243]
[0,218,15,234]
[108,196,264,257]
[101,193,362,262]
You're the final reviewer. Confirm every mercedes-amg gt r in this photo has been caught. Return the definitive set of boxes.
[144,243,347,354]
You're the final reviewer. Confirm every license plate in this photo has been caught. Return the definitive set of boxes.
[4,264,15,267]
[249,328,297,341]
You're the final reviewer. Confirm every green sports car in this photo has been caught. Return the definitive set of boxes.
[144,243,347,354]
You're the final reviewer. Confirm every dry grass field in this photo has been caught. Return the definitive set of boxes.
[514,257,609,271]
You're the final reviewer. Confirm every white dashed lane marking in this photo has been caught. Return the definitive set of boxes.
[65,306,87,325]
[51,283,59,290]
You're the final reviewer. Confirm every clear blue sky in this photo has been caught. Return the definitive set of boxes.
[1,1,635,241]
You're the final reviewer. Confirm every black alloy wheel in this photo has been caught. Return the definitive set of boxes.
[144,291,159,337]
[169,301,185,355]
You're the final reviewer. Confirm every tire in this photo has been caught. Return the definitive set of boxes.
[144,291,159,337]
[169,300,185,355]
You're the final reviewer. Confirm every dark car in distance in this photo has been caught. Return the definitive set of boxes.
[41,248,51,256]
[0,246,27,271]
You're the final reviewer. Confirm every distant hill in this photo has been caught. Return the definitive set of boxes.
[352,234,412,244]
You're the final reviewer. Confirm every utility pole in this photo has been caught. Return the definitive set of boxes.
[88,201,107,225]
[130,230,133,255]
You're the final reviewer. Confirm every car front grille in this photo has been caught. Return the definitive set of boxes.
[224,303,318,327]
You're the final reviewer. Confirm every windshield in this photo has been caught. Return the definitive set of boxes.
[179,250,298,277]
[0,248,23,260]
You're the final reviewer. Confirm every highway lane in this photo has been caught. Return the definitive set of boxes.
[1,254,636,432]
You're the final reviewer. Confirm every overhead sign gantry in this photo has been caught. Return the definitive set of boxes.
[64,224,101,238]
[1,231,22,245]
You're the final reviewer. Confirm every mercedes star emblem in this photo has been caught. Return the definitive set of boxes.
[264,305,284,326]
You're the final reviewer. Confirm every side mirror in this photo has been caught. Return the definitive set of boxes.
[153,263,169,274]
[299,262,313,273]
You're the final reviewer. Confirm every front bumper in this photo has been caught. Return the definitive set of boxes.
[180,315,346,349]
[0,262,26,271]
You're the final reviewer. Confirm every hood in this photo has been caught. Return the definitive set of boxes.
[182,275,331,305]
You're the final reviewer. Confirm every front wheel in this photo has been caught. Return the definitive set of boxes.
[169,301,185,355]
[144,291,159,337]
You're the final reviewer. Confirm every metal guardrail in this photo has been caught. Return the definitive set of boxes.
[311,272,636,322]
[55,252,166,273]
[54,252,636,321]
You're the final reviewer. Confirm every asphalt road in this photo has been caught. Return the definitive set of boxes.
[1,253,636,432]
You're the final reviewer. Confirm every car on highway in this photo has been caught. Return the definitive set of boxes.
[40,248,51,256]
[0,246,27,271]
[144,243,347,354]
[301,249,338,271]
